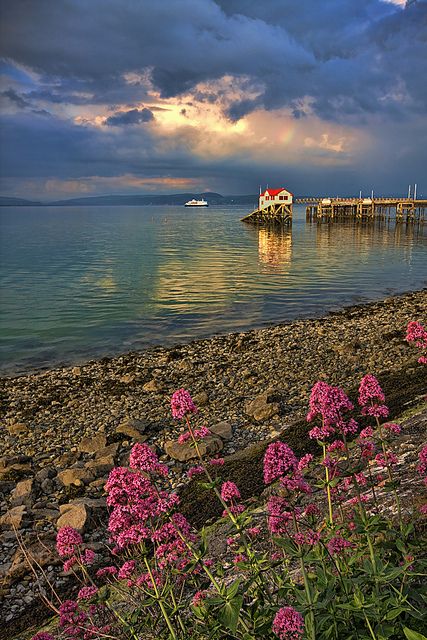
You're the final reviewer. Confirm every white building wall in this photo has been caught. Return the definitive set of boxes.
[259,190,293,210]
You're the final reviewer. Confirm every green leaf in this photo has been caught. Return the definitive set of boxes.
[218,595,244,634]
[403,628,427,640]
[226,579,241,599]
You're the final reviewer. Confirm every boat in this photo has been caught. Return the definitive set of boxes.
[184,198,208,207]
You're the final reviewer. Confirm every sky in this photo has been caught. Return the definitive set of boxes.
[0,0,426,200]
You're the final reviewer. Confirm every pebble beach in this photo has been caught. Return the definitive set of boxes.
[1,288,426,637]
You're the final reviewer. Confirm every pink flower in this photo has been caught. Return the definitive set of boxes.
[359,427,374,440]
[327,440,345,453]
[187,465,204,478]
[118,560,136,579]
[194,425,211,439]
[327,535,353,555]
[233,553,247,564]
[32,634,55,640]
[96,566,117,578]
[273,606,304,640]
[178,431,191,444]
[406,321,427,356]
[263,442,298,484]
[77,586,98,600]
[247,526,261,537]
[298,453,313,470]
[375,451,398,467]
[192,590,207,607]
[129,443,167,476]
[209,457,224,466]
[358,374,385,405]
[267,496,292,535]
[419,504,427,515]
[384,422,401,435]
[417,445,427,475]
[56,527,82,558]
[171,389,198,419]
[307,381,355,438]
[63,556,77,572]
[83,549,96,565]
[220,481,241,502]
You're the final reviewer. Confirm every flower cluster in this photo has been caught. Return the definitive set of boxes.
[358,374,389,418]
[171,388,198,419]
[406,320,427,364]
[307,381,357,439]
[56,526,82,558]
[272,606,304,640]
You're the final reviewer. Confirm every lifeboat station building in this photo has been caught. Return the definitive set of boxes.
[259,188,293,211]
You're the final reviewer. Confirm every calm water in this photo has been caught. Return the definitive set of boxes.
[0,205,426,374]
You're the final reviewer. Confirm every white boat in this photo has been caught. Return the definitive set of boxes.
[184,198,208,207]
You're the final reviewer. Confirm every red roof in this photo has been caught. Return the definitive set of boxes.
[260,188,293,197]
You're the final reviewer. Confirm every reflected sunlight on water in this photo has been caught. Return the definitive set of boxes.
[0,205,425,373]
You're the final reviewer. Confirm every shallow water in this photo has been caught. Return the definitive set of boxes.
[0,204,426,374]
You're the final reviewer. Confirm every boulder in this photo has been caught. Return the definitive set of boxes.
[244,392,280,422]
[6,538,59,583]
[78,433,107,454]
[94,442,120,459]
[0,505,27,529]
[56,503,89,532]
[119,373,135,384]
[210,421,233,440]
[164,435,223,462]
[57,468,94,487]
[10,478,34,507]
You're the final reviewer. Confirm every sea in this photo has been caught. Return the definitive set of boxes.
[0,204,426,375]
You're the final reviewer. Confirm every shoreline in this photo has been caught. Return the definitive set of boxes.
[1,285,426,380]
[1,288,426,637]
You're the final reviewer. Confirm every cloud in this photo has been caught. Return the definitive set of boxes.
[105,108,154,126]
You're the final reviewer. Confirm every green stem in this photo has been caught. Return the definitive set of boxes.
[363,612,378,640]
[144,557,177,640]
[322,442,334,525]
[300,554,316,640]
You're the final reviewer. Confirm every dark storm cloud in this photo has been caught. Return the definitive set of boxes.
[2,0,425,121]
[0,0,426,198]
[105,108,154,126]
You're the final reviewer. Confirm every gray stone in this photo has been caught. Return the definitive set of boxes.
[193,391,209,407]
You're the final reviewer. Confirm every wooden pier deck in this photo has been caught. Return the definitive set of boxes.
[305,198,425,223]
[241,202,292,225]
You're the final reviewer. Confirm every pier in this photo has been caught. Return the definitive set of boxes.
[304,197,425,223]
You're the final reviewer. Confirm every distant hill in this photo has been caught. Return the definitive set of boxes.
[0,196,43,206]
[0,192,259,207]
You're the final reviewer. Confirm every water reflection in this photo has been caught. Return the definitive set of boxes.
[257,227,293,271]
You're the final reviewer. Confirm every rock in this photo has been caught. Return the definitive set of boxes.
[210,421,232,440]
[7,538,59,583]
[56,503,88,532]
[78,433,107,454]
[85,455,115,477]
[94,443,120,459]
[6,423,29,436]
[193,391,209,407]
[244,392,280,422]
[120,374,135,384]
[116,418,147,442]
[10,479,34,507]
[35,467,55,483]
[0,505,26,529]
[0,463,32,482]
[71,366,82,375]
[57,468,94,487]
[164,435,223,462]
[142,379,163,392]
